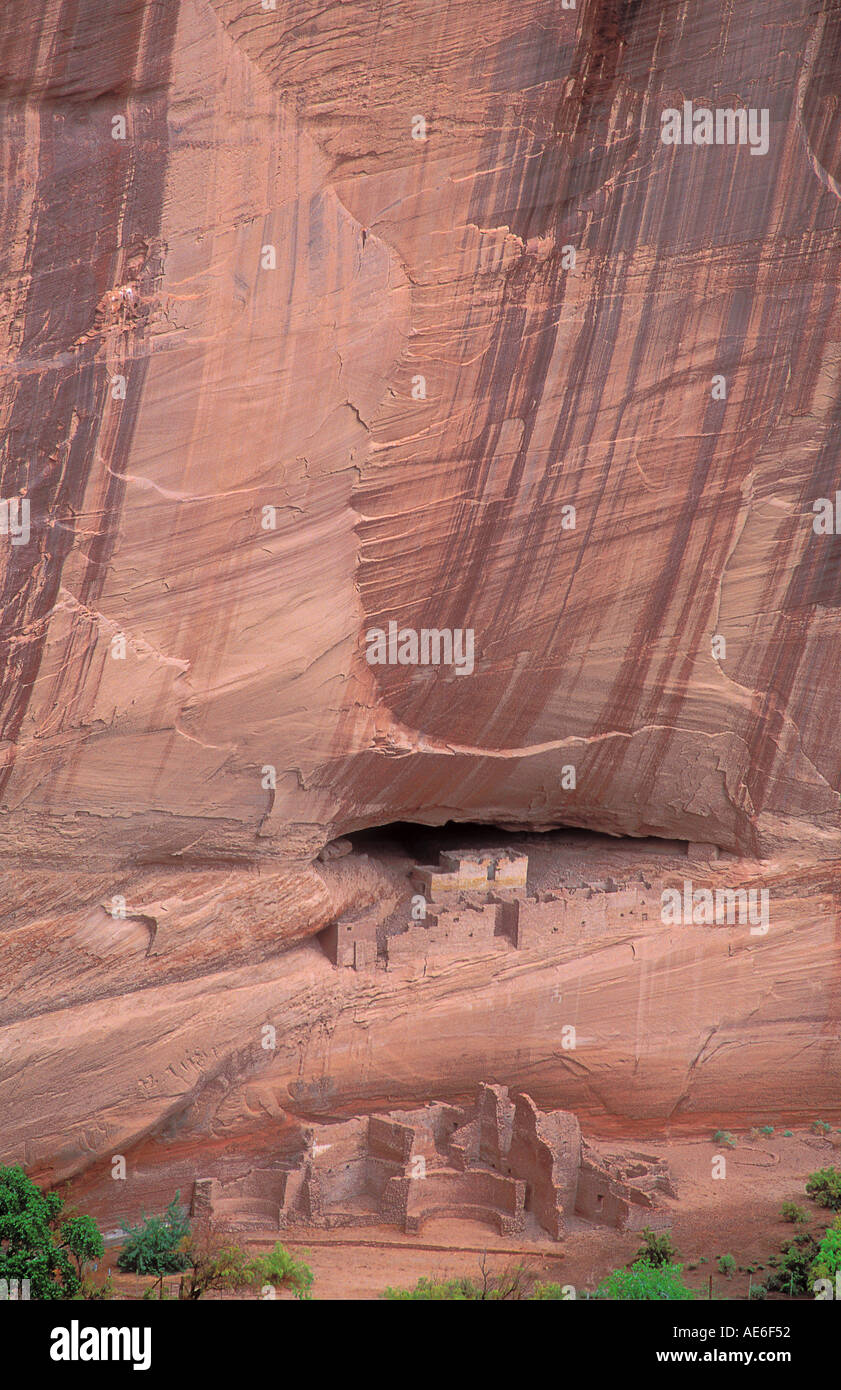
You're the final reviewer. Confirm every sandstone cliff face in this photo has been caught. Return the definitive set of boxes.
[1,2,840,1184]
[2,0,841,868]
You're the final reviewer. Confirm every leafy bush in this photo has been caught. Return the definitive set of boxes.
[759,1126,774,1137]
[713,1131,736,1148]
[765,1233,820,1295]
[385,1259,535,1301]
[806,1169,841,1211]
[385,1277,473,1300]
[780,1201,807,1224]
[811,1121,831,1136]
[250,1243,314,1301]
[717,1254,736,1277]
[810,1218,841,1285]
[75,1272,116,1301]
[630,1227,677,1268]
[530,1281,575,1300]
[595,1259,694,1301]
[783,1130,793,1138]
[384,1260,559,1301]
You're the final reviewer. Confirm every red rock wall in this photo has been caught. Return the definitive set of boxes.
[1,0,840,1188]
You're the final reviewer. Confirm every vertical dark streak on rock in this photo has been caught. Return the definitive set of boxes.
[0,0,179,796]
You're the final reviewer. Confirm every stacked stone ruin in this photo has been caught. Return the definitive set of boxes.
[192,1083,674,1239]
[318,846,664,971]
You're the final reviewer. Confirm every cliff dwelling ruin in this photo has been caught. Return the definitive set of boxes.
[317,824,730,973]
[192,1083,675,1241]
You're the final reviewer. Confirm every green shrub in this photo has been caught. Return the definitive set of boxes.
[75,1272,116,1301]
[806,1169,841,1211]
[384,1262,532,1301]
[630,1227,677,1268]
[713,1130,736,1148]
[811,1121,831,1136]
[595,1259,694,1301]
[780,1201,808,1224]
[783,1130,793,1138]
[717,1254,736,1277]
[249,1243,313,1301]
[759,1126,774,1137]
[117,1194,190,1298]
[810,1217,841,1285]
[765,1233,820,1296]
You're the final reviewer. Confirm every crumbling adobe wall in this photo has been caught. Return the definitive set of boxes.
[507,1093,581,1239]
[511,884,658,946]
[575,1145,675,1231]
[386,901,502,965]
[402,1168,526,1236]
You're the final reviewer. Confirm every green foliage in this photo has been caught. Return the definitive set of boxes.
[810,1217,841,1284]
[530,1281,575,1300]
[811,1120,831,1135]
[783,1130,793,1138]
[759,1126,774,1137]
[713,1130,736,1148]
[765,1233,820,1296]
[595,1259,694,1301]
[630,1226,677,1268]
[75,1272,116,1301]
[177,1220,258,1301]
[384,1260,536,1301]
[780,1201,807,1224]
[385,1277,474,1300]
[60,1214,104,1279]
[806,1168,841,1211]
[117,1193,191,1297]
[717,1253,736,1277]
[0,1164,84,1299]
[248,1242,314,1301]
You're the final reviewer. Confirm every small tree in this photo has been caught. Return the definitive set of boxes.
[178,1217,260,1301]
[61,1214,104,1282]
[117,1194,190,1298]
[0,1164,85,1299]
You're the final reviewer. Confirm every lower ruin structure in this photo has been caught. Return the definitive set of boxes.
[192,1083,675,1240]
